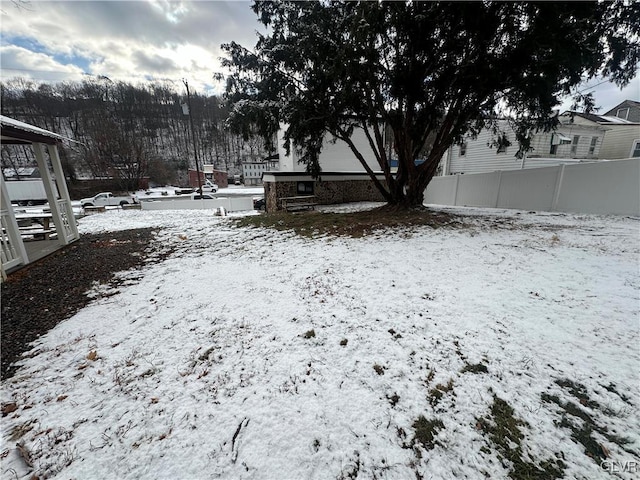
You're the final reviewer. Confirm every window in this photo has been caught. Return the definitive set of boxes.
[589,137,598,155]
[631,140,640,158]
[297,181,314,194]
[616,108,630,120]
[459,143,467,156]
[550,133,571,154]
[571,135,580,155]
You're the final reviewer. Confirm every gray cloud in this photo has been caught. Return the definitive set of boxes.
[132,50,179,73]
[0,1,636,107]
[0,1,264,93]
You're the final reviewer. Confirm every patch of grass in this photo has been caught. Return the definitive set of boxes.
[9,420,36,441]
[601,382,632,404]
[412,415,444,451]
[461,362,489,374]
[554,379,599,409]
[425,369,435,384]
[541,392,632,462]
[428,379,454,406]
[303,329,316,339]
[198,346,215,362]
[338,450,361,479]
[477,396,565,479]
[387,393,400,407]
[373,364,385,375]
[234,206,467,238]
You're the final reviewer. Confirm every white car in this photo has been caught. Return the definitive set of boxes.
[196,180,218,193]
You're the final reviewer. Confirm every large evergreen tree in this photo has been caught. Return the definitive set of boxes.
[222,1,639,207]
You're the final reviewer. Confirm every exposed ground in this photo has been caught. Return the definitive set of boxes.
[1,228,169,379]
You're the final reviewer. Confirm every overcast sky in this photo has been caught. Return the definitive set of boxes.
[0,0,263,95]
[0,0,637,111]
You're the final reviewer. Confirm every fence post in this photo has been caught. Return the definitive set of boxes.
[551,164,565,212]
[453,175,460,206]
[494,171,502,208]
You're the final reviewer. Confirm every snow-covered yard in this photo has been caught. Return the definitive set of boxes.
[2,204,638,479]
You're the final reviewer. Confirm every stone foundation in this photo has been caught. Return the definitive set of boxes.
[263,173,388,212]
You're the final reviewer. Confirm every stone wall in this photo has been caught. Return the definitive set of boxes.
[264,177,387,212]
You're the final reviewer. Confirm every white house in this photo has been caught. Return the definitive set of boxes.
[242,156,279,186]
[441,119,606,176]
[560,100,640,160]
[276,124,380,173]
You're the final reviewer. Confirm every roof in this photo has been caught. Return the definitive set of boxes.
[604,99,640,116]
[561,111,637,125]
[570,112,607,123]
[2,167,39,178]
[0,115,76,145]
[597,115,637,124]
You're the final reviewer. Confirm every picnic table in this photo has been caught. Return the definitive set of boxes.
[14,212,54,240]
[280,195,318,212]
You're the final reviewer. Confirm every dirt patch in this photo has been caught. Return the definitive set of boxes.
[235,206,469,238]
[1,228,170,379]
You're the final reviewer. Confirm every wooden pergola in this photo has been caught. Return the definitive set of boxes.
[1,116,80,279]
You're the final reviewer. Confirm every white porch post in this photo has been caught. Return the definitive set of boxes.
[33,142,70,245]
[47,143,79,241]
[0,175,29,276]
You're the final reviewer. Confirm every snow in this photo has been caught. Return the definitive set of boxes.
[2,204,639,479]
[132,185,264,201]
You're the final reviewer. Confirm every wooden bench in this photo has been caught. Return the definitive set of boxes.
[281,195,318,212]
[19,226,54,241]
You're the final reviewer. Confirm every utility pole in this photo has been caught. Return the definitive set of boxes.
[182,79,202,194]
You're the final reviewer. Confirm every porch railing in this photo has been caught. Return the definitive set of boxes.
[56,199,78,243]
[1,209,24,271]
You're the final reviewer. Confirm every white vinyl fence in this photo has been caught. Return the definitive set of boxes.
[140,196,253,212]
[425,158,639,215]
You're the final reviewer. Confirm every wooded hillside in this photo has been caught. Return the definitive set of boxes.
[1,78,271,188]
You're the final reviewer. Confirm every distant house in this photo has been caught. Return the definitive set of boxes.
[242,155,279,186]
[188,165,228,189]
[560,100,640,160]
[441,119,606,176]
[0,116,80,279]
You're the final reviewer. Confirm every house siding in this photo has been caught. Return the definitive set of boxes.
[599,125,640,159]
[277,125,380,173]
[604,100,640,123]
[447,122,603,175]
[448,128,520,174]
